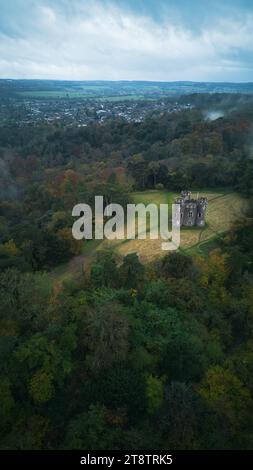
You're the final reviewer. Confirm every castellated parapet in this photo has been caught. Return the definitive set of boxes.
[175,191,208,227]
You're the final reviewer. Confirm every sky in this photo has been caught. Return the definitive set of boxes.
[0,0,253,82]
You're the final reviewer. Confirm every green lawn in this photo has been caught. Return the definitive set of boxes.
[132,190,177,206]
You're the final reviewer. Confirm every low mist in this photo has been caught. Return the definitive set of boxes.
[204,110,225,121]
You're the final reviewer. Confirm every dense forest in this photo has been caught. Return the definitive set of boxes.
[1,93,253,449]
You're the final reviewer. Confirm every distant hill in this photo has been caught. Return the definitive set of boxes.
[1,79,253,100]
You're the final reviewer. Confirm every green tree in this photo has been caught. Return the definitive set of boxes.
[84,302,130,373]
[146,375,164,415]
[90,251,118,288]
[118,253,145,289]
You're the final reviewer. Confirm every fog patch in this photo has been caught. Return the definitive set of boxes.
[0,158,19,200]
[204,110,224,121]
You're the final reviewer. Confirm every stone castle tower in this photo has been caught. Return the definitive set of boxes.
[175,191,208,227]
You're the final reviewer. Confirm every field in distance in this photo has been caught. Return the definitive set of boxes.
[2,79,253,100]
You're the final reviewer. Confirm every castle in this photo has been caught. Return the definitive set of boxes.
[175,191,208,227]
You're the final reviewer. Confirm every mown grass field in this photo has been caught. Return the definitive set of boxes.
[51,189,249,282]
[100,189,249,263]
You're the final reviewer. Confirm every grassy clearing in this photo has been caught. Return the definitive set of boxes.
[185,235,223,258]
[100,190,248,263]
[50,189,249,281]
[132,190,177,206]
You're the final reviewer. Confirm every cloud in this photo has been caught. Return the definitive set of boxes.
[0,0,253,81]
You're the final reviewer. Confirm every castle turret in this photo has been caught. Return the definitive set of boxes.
[196,197,208,227]
[175,197,185,226]
[183,200,198,226]
[181,190,192,201]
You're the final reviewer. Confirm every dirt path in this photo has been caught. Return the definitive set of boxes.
[49,241,101,283]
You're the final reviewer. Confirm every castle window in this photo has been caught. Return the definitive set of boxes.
[189,211,193,217]
[198,212,201,217]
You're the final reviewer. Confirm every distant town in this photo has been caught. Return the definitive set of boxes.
[1,78,253,128]
[0,96,193,127]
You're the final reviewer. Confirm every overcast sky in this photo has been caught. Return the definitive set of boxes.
[0,0,253,81]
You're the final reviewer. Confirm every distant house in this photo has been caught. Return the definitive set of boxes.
[175,191,208,227]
